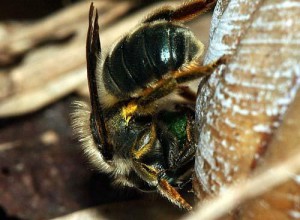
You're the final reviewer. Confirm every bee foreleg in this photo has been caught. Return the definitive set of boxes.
[131,125,157,160]
[163,109,196,180]
[144,0,217,23]
[157,178,192,211]
[156,121,181,169]
[178,110,196,166]
[185,109,196,143]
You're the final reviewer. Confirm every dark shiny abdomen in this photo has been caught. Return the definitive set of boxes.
[103,22,200,98]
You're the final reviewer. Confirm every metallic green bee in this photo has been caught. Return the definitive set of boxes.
[73,0,223,210]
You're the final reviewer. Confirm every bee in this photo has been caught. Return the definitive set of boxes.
[72,0,224,211]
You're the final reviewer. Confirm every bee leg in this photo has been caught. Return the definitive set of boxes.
[133,158,193,210]
[124,53,226,118]
[144,0,217,23]
[174,55,229,83]
[177,86,198,102]
[157,178,193,211]
[186,110,196,143]
[176,112,196,168]
[156,121,181,169]
[131,124,157,160]
[131,135,191,210]
[156,109,195,183]
[166,110,196,177]
[130,119,193,210]
[131,123,188,172]
[122,78,178,120]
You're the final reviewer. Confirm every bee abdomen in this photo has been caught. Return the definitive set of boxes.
[103,22,202,99]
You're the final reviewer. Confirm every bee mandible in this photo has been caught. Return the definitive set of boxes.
[73,0,224,210]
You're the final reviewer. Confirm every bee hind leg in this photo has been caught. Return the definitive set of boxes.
[122,78,178,120]
[133,55,228,112]
[174,55,229,84]
[144,0,217,23]
[123,55,228,119]
[177,86,198,102]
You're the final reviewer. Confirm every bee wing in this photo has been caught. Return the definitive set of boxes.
[86,3,108,149]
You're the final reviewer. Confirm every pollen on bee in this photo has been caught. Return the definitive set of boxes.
[121,102,138,124]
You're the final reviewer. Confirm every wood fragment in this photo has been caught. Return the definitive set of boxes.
[50,198,182,220]
[0,1,134,95]
[0,67,86,117]
[188,83,300,220]
[0,1,110,66]
[185,150,300,220]
[0,141,21,152]
[0,1,136,117]
[194,0,300,218]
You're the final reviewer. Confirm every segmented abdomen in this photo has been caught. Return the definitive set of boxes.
[103,21,201,99]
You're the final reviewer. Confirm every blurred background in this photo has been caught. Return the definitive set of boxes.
[0,0,213,219]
